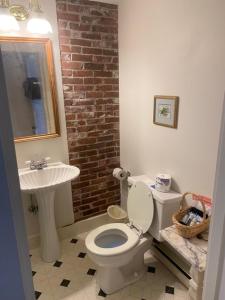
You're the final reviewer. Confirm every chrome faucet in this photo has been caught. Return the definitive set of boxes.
[25,157,51,170]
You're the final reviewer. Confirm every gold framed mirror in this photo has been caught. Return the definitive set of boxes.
[0,37,60,142]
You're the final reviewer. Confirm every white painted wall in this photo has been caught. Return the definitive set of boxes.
[0,0,74,238]
[119,0,225,196]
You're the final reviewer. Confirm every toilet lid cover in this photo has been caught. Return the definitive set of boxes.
[127,181,154,233]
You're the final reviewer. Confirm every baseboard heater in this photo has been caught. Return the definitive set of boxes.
[152,239,192,287]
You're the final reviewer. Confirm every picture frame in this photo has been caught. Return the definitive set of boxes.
[153,95,179,128]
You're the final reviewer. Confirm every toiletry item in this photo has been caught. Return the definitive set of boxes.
[155,174,172,192]
[193,194,212,206]
[180,207,206,226]
[181,211,190,225]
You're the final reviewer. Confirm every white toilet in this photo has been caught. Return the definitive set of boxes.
[85,176,181,294]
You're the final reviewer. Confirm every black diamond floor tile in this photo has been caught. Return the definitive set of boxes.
[70,238,78,244]
[87,268,96,276]
[165,285,175,294]
[32,271,36,277]
[35,291,42,299]
[78,252,86,258]
[147,266,156,273]
[60,279,71,287]
[98,289,107,297]
[53,260,63,268]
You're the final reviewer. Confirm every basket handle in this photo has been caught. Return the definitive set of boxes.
[180,192,207,220]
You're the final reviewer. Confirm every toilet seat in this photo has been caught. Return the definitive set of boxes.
[128,182,154,234]
[85,223,139,256]
[86,183,154,258]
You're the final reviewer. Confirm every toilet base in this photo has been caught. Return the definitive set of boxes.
[98,264,146,294]
[97,239,150,294]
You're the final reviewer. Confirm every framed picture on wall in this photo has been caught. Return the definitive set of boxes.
[153,95,179,128]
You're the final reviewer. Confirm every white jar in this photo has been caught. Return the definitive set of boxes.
[155,174,172,193]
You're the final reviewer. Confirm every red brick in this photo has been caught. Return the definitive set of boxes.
[92,25,117,34]
[104,91,119,98]
[71,46,82,53]
[72,54,93,62]
[73,70,93,77]
[96,85,113,91]
[61,61,83,70]
[63,78,83,84]
[84,78,102,84]
[106,64,118,70]
[103,49,118,56]
[67,4,81,13]
[62,69,72,77]
[59,29,71,37]
[94,71,113,77]
[71,39,92,47]
[81,32,101,40]
[86,91,103,98]
[60,45,71,52]
[57,12,80,22]
[84,63,104,70]
[104,78,119,84]
[73,85,94,91]
[57,3,67,11]
[82,48,102,55]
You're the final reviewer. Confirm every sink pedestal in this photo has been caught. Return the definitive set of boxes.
[36,190,60,262]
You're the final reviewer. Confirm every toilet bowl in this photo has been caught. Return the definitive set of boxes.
[85,178,182,294]
[86,223,151,268]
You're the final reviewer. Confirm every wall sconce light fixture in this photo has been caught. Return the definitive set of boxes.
[0,0,52,34]
[0,0,19,32]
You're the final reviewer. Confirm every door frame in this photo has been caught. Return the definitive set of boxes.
[203,96,225,300]
[0,47,35,300]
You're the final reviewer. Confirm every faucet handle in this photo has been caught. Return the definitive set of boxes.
[40,157,51,168]
[25,160,35,170]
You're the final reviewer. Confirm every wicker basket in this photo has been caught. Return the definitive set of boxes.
[172,192,210,239]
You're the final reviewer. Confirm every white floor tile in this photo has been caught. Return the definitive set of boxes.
[31,235,188,300]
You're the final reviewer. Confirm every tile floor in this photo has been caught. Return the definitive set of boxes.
[30,233,188,300]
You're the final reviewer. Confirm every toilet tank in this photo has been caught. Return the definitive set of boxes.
[128,175,182,241]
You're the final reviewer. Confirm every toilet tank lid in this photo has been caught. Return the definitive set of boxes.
[128,175,154,186]
[128,175,182,205]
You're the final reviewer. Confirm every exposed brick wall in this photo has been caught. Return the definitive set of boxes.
[56,0,120,221]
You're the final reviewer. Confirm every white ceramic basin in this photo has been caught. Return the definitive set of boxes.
[19,163,80,193]
[19,163,80,263]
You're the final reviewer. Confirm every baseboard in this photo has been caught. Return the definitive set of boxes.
[28,213,112,250]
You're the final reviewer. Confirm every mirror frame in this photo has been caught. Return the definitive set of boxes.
[0,36,60,143]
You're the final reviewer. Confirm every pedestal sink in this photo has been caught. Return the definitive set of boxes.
[19,162,80,262]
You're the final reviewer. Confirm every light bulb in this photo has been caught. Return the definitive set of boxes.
[27,16,52,34]
[0,7,19,32]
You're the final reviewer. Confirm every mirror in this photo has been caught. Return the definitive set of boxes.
[0,37,60,142]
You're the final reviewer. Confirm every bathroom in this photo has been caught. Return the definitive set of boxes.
[1,0,225,299]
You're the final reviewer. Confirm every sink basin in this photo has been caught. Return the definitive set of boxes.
[19,163,80,262]
[19,163,80,193]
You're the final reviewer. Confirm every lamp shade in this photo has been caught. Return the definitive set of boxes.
[0,8,19,32]
[27,16,52,34]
